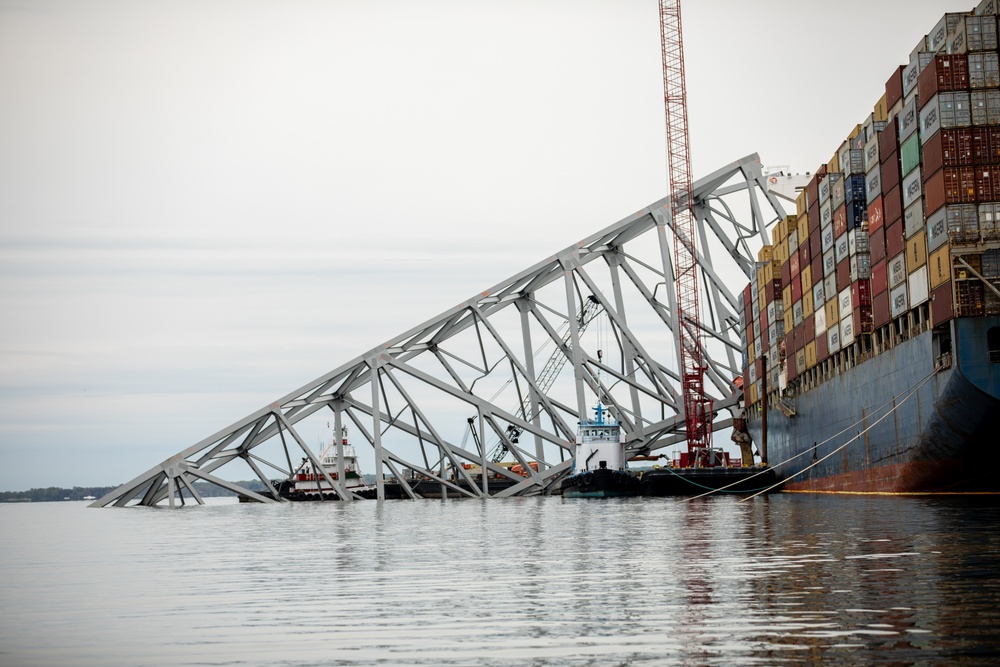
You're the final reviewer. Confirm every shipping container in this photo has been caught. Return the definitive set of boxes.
[837,257,850,292]
[833,204,847,238]
[979,202,1000,240]
[793,299,804,326]
[928,13,967,53]
[864,135,880,174]
[886,65,905,109]
[880,113,901,157]
[975,164,1000,200]
[970,126,1000,163]
[920,92,973,141]
[929,244,952,288]
[884,184,903,225]
[968,51,1000,88]
[927,206,950,251]
[824,273,837,307]
[827,321,841,355]
[873,259,889,295]
[815,306,827,336]
[868,196,885,231]
[956,280,985,316]
[866,165,883,204]
[909,265,930,306]
[838,286,853,317]
[890,282,909,319]
[924,166,977,216]
[970,89,1000,126]
[887,219,906,260]
[849,228,871,255]
[803,288,815,318]
[930,280,954,326]
[801,263,813,292]
[851,253,873,281]
[823,247,836,276]
[812,281,825,308]
[900,133,921,177]
[923,128,973,177]
[844,173,867,204]
[948,13,1000,53]
[882,150,901,195]
[902,167,924,209]
[907,230,928,272]
[805,340,817,369]
[874,289,891,328]
[872,225,887,264]
[948,202,981,242]
[821,199,833,227]
[904,198,925,238]
[841,315,856,347]
[917,54,970,103]
[835,233,849,264]
[900,97,920,141]
[902,57,921,98]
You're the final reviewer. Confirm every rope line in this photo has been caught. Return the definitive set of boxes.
[680,365,940,502]
[740,367,939,501]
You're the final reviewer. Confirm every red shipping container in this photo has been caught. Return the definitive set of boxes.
[990,128,1000,165]
[883,184,903,226]
[817,330,829,363]
[790,251,800,276]
[804,316,815,342]
[743,283,752,307]
[871,226,887,264]
[872,259,888,295]
[810,229,822,257]
[930,281,954,326]
[976,165,1000,201]
[806,174,820,210]
[880,116,900,160]
[886,65,904,109]
[836,257,850,292]
[855,304,875,334]
[852,279,873,306]
[917,55,970,107]
[924,129,973,176]
[868,196,885,232]
[882,151,901,194]
[799,242,811,265]
[781,260,791,287]
[808,201,820,233]
[833,204,847,238]
[925,167,976,215]
[787,348,797,380]
[791,275,802,302]
[970,128,996,166]
[810,254,823,282]
[886,220,905,259]
[873,290,891,328]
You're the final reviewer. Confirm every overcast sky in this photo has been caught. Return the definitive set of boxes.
[0,0,972,491]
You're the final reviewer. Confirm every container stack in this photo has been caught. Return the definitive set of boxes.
[742,0,1000,412]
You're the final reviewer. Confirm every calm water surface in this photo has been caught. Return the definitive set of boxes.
[2,494,1000,666]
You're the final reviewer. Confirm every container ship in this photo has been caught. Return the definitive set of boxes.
[740,1,1000,493]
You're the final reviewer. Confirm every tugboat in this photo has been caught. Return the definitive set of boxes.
[560,404,640,498]
[277,427,377,500]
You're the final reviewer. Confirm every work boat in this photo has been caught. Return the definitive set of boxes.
[280,428,376,501]
[560,404,640,498]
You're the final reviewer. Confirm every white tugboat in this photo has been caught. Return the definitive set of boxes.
[280,428,376,500]
[560,404,639,498]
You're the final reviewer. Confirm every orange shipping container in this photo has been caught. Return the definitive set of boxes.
[906,230,928,272]
[929,245,951,289]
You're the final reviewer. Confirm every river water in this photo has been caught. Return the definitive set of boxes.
[2,494,1000,666]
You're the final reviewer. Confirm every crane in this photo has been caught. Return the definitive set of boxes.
[658,0,714,462]
[489,295,603,463]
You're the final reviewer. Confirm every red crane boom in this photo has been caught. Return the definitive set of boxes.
[658,0,713,460]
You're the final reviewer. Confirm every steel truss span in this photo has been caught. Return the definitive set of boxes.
[92,154,791,507]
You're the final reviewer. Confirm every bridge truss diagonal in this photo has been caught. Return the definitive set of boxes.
[92,153,791,508]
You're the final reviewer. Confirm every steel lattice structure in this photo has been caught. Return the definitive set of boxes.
[92,154,793,508]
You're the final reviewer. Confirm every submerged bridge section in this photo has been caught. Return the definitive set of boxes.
[92,154,793,507]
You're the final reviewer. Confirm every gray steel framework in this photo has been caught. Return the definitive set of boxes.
[92,154,791,507]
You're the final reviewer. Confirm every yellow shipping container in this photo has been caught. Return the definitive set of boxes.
[797,214,809,241]
[758,245,773,263]
[779,239,790,265]
[759,285,766,312]
[805,341,817,368]
[803,289,815,317]
[782,285,792,307]
[907,230,928,273]
[801,264,813,293]
[784,306,794,334]
[749,382,758,405]
[848,124,862,140]
[825,298,839,324]
[874,93,888,122]
[828,152,840,174]
[796,191,807,217]
[929,244,951,289]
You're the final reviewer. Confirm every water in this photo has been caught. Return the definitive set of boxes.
[2,495,1000,666]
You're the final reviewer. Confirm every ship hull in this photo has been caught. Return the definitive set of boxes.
[750,318,1000,494]
[639,466,777,496]
[561,468,640,498]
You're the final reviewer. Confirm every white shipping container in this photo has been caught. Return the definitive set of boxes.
[835,233,850,263]
[920,92,973,141]
[980,202,1000,239]
[823,248,836,276]
[788,229,798,254]
[839,286,853,315]
[927,207,949,251]
[821,199,833,227]
[976,0,997,16]
[753,318,760,340]
[902,57,921,96]
[909,265,930,307]
[890,282,909,319]
[904,198,925,238]
[793,300,804,326]
[899,97,920,140]
[970,89,1000,126]
[822,225,835,253]
[851,253,873,281]
[864,134,880,173]
[851,229,871,255]
[902,168,923,209]
[969,51,1000,88]
[827,322,841,354]
[813,282,825,305]
[815,308,828,335]
[866,167,882,204]
[824,274,837,304]
[889,253,907,289]
[767,301,776,326]
[749,361,757,383]
[840,314,856,347]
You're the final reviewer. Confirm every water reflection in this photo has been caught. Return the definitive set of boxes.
[1,495,999,665]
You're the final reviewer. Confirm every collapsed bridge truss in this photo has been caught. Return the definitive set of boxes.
[92,154,793,507]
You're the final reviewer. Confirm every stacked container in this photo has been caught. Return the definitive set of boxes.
[741,0,1000,412]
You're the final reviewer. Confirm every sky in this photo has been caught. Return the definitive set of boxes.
[0,0,973,491]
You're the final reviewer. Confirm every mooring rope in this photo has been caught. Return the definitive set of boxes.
[679,365,941,502]
[739,367,940,501]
